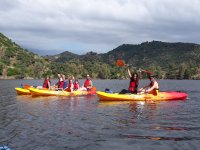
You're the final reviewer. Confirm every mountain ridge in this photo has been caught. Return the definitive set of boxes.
[1,32,200,79]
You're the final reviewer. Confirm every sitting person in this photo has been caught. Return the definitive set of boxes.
[140,75,159,95]
[74,79,80,91]
[119,68,139,94]
[83,74,93,91]
[128,68,139,94]
[66,78,74,92]
[55,73,64,89]
[62,74,68,90]
[43,76,51,89]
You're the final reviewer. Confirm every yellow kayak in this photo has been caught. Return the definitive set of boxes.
[15,87,31,95]
[29,87,96,97]
[29,87,70,96]
[97,91,188,101]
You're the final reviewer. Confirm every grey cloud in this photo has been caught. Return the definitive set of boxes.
[0,0,200,54]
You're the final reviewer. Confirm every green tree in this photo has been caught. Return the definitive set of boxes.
[7,67,19,76]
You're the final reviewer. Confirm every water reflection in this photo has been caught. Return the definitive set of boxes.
[122,134,200,141]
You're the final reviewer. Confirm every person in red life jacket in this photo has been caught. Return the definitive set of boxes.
[140,75,159,95]
[67,78,74,92]
[55,74,64,89]
[43,76,51,89]
[83,74,93,91]
[74,79,80,91]
[128,68,139,94]
[119,68,139,94]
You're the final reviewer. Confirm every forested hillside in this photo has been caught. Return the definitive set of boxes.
[0,33,49,79]
[102,41,200,79]
[1,32,200,79]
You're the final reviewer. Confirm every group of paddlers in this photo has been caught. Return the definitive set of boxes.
[42,66,159,95]
[43,74,93,91]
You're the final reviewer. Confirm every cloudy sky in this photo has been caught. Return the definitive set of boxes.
[0,0,200,55]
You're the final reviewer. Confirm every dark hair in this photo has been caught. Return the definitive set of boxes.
[131,73,139,80]
[148,74,156,80]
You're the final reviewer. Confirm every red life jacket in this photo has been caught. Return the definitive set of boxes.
[68,83,73,89]
[43,79,50,88]
[84,79,91,88]
[74,83,79,90]
[128,80,138,93]
[59,81,64,88]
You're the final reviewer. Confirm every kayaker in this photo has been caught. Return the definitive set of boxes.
[83,74,93,91]
[74,79,80,91]
[62,74,68,90]
[55,74,64,89]
[67,78,74,92]
[43,76,51,89]
[119,68,139,94]
[140,75,159,95]
[128,68,139,94]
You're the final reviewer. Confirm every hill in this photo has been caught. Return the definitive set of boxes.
[1,32,200,79]
[102,41,200,79]
[0,33,49,79]
[48,41,200,79]
[104,41,200,66]
[45,51,79,62]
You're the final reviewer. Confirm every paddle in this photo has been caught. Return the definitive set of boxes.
[22,84,31,89]
[116,59,153,75]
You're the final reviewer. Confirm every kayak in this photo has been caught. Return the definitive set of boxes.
[29,87,70,96]
[29,87,96,97]
[97,91,188,101]
[15,87,31,95]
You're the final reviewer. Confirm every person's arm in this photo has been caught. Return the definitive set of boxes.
[78,84,80,89]
[89,80,93,87]
[140,84,149,91]
[70,84,74,91]
[128,68,132,78]
[146,84,155,93]
[48,81,51,89]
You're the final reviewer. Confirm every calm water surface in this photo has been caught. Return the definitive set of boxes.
[0,79,200,150]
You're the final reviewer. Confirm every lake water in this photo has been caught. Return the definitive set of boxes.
[0,79,200,150]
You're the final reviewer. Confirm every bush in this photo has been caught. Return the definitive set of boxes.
[7,67,19,76]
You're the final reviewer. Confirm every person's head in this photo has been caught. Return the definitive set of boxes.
[131,73,138,81]
[148,75,155,81]
[57,74,61,78]
[75,79,79,83]
[86,74,90,79]
[69,79,73,83]
[45,76,50,80]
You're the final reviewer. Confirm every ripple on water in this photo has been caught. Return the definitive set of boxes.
[1,80,200,150]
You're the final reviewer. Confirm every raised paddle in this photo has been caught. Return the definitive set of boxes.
[116,59,153,75]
